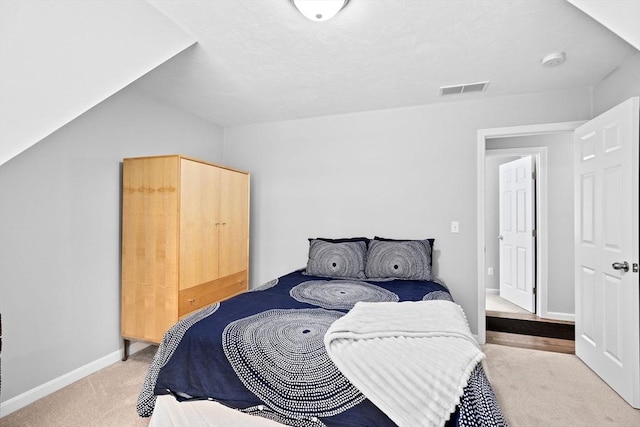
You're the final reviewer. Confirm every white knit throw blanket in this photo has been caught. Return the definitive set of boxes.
[324,300,484,427]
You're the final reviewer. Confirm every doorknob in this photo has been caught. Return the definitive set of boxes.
[612,261,629,272]
[498,235,503,241]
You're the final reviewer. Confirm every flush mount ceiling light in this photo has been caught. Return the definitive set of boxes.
[291,0,350,22]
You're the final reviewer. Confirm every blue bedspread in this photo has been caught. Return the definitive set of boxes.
[138,270,506,426]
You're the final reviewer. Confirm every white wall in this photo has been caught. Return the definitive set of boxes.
[0,0,196,165]
[593,51,640,117]
[487,133,576,316]
[0,87,224,406]
[224,88,592,335]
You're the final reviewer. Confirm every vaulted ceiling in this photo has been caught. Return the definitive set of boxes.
[131,0,638,127]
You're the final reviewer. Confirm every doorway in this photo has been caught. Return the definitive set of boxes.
[486,150,543,315]
[476,121,584,345]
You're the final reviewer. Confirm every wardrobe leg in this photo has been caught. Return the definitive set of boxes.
[122,338,130,361]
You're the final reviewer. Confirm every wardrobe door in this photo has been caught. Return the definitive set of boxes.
[179,158,220,290]
[218,168,250,278]
[121,156,179,342]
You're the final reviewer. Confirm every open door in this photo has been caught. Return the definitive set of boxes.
[574,97,639,408]
[499,156,536,312]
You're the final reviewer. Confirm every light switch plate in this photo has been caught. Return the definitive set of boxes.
[451,221,459,233]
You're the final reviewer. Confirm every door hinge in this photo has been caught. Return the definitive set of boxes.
[532,171,536,180]
[533,286,537,295]
[532,229,537,237]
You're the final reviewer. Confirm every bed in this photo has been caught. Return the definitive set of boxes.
[137,237,507,426]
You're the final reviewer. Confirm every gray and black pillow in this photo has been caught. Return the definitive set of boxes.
[305,239,367,279]
[365,238,434,281]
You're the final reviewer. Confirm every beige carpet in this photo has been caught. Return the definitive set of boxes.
[0,347,154,427]
[1,344,639,426]
[483,344,640,426]
[485,294,530,314]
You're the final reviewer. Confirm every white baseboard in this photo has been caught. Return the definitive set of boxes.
[485,288,500,295]
[540,311,575,322]
[0,341,150,417]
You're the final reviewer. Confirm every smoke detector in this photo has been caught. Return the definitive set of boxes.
[541,52,566,67]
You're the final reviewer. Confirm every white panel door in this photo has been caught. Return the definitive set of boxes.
[499,156,535,312]
[574,96,639,408]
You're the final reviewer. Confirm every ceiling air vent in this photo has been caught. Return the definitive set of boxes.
[439,81,490,96]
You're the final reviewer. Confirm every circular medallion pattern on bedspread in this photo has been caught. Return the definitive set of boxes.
[422,290,453,302]
[290,280,399,310]
[242,405,327,427]
[223,308,365,418]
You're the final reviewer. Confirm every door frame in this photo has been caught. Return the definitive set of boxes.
[476,121,585,344]
[488,149,544,314]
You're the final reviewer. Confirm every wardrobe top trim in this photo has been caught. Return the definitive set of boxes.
[123,154,249,175]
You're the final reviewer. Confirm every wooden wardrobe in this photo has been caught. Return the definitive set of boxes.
[120,155,249,358]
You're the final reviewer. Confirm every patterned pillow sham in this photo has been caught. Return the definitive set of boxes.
[305,239,367,279]
[374,236,435,268]
[365,238,434,281]
[310,237,370,244]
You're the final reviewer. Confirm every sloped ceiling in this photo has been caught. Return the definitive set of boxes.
[567,0,640,50]
[0,0,196,165]
[130,0,639,127]
[1,0,637,166]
